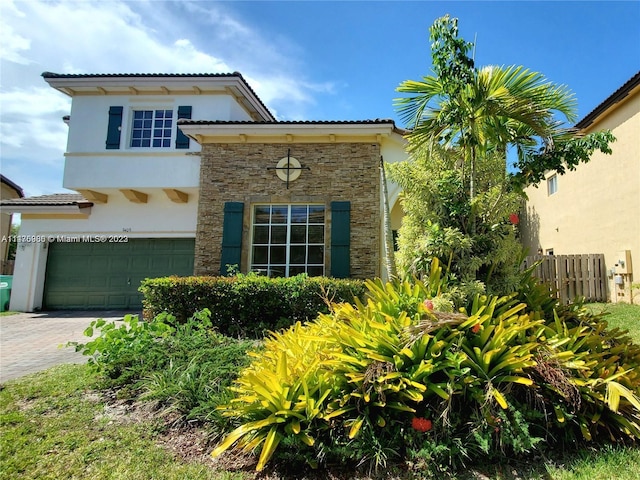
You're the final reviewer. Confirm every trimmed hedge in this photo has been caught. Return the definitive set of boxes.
[139,274,366,338]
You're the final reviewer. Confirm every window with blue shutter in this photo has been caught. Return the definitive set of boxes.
[176,105,192,149]
[220,202,244,275]
[106,106,123,150]
[330,201,350,278]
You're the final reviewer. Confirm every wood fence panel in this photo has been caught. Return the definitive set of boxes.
[567,255,576,300]
[524,253,607,304]
[581,255,590,300]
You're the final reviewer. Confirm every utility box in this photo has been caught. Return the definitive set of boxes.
[0,275,12,312]
[615,250,633,274]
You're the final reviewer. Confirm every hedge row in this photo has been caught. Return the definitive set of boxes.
[139,274,366,338]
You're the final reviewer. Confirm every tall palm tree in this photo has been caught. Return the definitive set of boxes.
[396,64,577,201]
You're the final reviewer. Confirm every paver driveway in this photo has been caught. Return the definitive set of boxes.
[0,310,139,383]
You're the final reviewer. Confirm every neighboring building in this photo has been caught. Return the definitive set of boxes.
[1,175,25,273]
[2,72,406,312]
[520,71,640,303]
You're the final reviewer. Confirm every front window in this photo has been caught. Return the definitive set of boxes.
[251,204,325,277]
[131,109,173,148]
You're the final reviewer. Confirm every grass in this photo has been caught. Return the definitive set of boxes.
[0,365,242,480]
[1,303,639,479]
[585,302,640,342]
[0,311,19,316]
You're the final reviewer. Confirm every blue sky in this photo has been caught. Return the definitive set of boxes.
[1,0,639,198]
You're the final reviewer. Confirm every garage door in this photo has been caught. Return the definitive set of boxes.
[43,238,194,310]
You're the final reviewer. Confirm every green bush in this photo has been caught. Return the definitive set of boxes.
[211,261,640,474]
[68,310,255,399]
[139,274,366,338]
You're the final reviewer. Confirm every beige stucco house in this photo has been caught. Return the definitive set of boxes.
[1,175,24,273]
[520,71,640,303]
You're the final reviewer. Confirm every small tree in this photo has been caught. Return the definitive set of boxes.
[391,15,614,296]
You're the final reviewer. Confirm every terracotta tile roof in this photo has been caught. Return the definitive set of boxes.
[0,175,24,198]
[0,193,91,207]
[575,71,640,129]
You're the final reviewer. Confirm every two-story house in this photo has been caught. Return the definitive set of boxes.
[3,72,407,312]
[520,71,639,303]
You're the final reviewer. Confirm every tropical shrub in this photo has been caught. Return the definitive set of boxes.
[211,261,640,473]
[139,274,365,337]
[69,309,255,405]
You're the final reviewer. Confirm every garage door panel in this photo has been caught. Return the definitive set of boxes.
[44,238,194,310]
[90,257,110,270]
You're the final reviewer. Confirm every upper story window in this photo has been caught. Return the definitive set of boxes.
[547,174,558,196]
[131,109,173,148]
[105,105,191,150]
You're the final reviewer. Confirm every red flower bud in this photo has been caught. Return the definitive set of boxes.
[423,299,434,311]
[411,417,433,432]
[471,323,481,334]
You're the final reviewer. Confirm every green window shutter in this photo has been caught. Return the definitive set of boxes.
[175,105,192,149]
[105,106,123,150]
[330,201,350,278]
[220,202,244,275]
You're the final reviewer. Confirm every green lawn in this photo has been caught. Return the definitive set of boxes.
[0,365,240,480]
[585,302,640,342]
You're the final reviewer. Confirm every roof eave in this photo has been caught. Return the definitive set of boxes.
[42,72,276,122]
[0,175,25,198]
[575,71,640,130]
[179,121,402,144]
[0,203,93,214]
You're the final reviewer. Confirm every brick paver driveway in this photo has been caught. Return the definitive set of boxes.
[0,311,139,383]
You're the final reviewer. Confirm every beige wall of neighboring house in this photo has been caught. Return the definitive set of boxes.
[1,176,24,272]
[520,72,640,303]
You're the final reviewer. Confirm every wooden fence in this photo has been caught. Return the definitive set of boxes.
[523,254,608,304]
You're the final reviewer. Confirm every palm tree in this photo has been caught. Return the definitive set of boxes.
[396,64,578,202]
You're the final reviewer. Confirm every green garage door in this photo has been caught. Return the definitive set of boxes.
[44,238,194,310]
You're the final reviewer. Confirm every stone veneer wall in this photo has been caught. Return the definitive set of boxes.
[195,142,381,279]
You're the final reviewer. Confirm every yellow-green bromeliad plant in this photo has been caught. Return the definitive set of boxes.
[211,260,640,471]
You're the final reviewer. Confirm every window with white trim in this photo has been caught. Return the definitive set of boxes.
[251,204,325,277]
[130,109,173,148]
[547,174,558,196]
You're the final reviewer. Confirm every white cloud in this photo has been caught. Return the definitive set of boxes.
[0,0,339,196]
[0,86,68,154]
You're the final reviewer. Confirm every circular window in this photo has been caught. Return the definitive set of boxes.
[275,156,302,182]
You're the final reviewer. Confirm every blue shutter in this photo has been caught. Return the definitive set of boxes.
[220,202,244,275]
[330,201,350,278]
[175,105,192,149]
[105,106,123,150]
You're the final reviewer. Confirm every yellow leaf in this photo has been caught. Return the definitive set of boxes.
[211,423,254,458]
[299,432,315,446]
[348,417,364,439]
[553,405,565,423]
[256,427,282,471]
[491,388,508,409]
[290,418,301,434]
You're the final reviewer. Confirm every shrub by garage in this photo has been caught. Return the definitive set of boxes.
[139,274,366,338]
